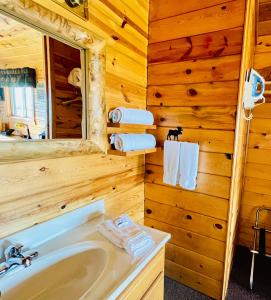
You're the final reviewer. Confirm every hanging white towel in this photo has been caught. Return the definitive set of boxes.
[178,142,199,190]
[163,140,181,186]
[110,134,156,152]
[109,107,154,125]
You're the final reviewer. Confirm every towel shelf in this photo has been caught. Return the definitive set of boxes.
[108,148,159,156]
[107,123,156,133]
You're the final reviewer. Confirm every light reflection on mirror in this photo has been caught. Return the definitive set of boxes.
[0,13,84,141]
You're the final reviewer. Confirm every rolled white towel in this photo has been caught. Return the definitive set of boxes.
[110,134,156,152]
[109,107,154,125]
[68,68,81,88]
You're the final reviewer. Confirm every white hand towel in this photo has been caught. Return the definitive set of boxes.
[97,215,154,258]
[163,140,181,186]
[110,134,156,152]
[179,142,199,190]
[109,107,154,125]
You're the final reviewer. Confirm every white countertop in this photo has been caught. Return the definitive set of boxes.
[0,200,170,300]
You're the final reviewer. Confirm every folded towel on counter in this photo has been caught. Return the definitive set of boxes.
[163,140,181,186]
[178,142,199,190]
[98,215,154,258]
[110,134,156,152]
[163,141,199,190]
[109,107,154,125]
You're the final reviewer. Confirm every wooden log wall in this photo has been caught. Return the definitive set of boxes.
[0,0,148,237]
[146,0,246,298]
[239,0,271,253]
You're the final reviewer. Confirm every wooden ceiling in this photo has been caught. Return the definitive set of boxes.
[0,14,44,80]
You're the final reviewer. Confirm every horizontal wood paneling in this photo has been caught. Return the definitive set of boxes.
[145,218,226,261]
[149,0,228,21]
[165,260,222,299]
[149,106,236,130]
[0,0,148,238]
[149,0,245,43]
[166,243,224,281]
[145,200,227,241]
[145,164,231,199]
[147,81,239,107]
[148,27,243,64]
[148,54,241,86]
[150,127,235,153]
[146,150,233,177]
[239,0,271,251]
[148,0,245,297]
[145,183,229,220]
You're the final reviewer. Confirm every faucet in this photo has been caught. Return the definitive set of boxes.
[0,244,38,276]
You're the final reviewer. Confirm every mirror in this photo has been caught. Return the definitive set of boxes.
[0,13,85,141]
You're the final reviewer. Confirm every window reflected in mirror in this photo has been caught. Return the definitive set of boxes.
[0,14,84,141]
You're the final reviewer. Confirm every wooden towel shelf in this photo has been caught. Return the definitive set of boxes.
[108,148,158,156]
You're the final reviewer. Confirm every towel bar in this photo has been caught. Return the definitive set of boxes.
[249,207,271,290]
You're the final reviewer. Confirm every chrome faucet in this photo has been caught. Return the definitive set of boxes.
[0,244,38,276]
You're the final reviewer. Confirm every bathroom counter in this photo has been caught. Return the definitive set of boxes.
[0,201,170,300]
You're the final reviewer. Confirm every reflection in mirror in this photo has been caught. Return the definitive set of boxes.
[0,14,84,141]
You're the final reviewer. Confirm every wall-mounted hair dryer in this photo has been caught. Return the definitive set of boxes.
[243,68,265,120]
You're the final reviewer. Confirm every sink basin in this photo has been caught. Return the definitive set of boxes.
[0,242,108,300]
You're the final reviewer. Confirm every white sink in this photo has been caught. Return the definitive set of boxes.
[0,201,170,300]
[0,242,108,300]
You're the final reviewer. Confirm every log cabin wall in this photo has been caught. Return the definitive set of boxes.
[239,0,271,252]
[0,0,148,237]
[146,0,246,298]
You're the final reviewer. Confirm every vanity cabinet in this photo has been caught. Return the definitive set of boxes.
[118,247,165,300]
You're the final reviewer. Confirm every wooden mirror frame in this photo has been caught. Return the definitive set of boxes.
[0,0,107,162]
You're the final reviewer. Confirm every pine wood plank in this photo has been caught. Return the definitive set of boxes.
[148,55,241,86]
[259,1,271,22]
[246,162,271,180]
[149,127,235,154]
[258,20,271,36]
[247,148,271,164]
[90,0,148,56]
[99,0,148,37]
[141,271,164,300]
[149,0,233,21]
[148,27,243,64]
[105,73,146,111]
[252,103,271,118]
[145,183,229,220]
[244,176,271,196]
[145,218,226,261]
[108,148,158,156]
[149,0,245,44]
[145,164,231,199]
[145,200,227,241]
[149,106,236,130]
[249,132,271,150]
[256,35,271,53]
[165,260,222,299]
[118,248,165,300]
[166,243,224,281]
[250,118,271,133]
[147,81,239,107]
[146,149,232,177]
